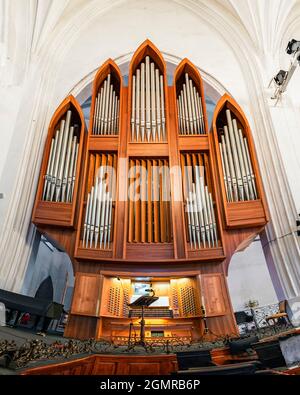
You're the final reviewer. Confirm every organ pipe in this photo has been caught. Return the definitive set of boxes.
[82,153,117,249]
[131,56,166,142]
[42,110,80,203]
[92,73,120,135]
[181,153,218,249]
[177,73,205,135]
[128,158,172,242]
[218,109,257,202]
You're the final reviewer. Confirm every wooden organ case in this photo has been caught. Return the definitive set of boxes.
[32,41,269,340]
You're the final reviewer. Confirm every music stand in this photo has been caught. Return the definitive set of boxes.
[128,294,159,347]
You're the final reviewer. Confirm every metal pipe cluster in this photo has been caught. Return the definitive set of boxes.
[131,56,166,142]
[177,73,205,135]
[219,109,257,202]
[82,153,117,249]
[181,153,218,249]
[42,110,79,203]
[92,73,120,135]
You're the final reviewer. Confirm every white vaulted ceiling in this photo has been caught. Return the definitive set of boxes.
[1,1,300,96]
[1,0,299,82]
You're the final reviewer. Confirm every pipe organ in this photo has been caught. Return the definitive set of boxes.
[32,41,269,341]
[131,56,166,142]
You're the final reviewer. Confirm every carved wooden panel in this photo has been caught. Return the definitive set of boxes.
[201,274,227,317]
[71,274,101,316]
[22,354,178,376]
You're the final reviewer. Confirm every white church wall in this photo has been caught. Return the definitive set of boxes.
[22,237,74,310]
[0,86,23,183]
[269,102,300,215]
[228,239,278,312]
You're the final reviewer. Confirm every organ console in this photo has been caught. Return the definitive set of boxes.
[32,40,269,341]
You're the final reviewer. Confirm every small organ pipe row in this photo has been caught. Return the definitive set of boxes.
[131,56,166,142]
[92,73,119,135]
[177,73,205,135]
[128,159,171,243]
[218,109,257,202]
[82,153,117,249]
[42,110,79,203]
[181,153,218,249]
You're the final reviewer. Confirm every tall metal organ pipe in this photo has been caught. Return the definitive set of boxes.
[218,109,257,202]
[131,56,166,142]
[42,109,80,203]
[92,73,120,135]
[82,153,117,249]
[181,153,218,249]
[177,73,205,135]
